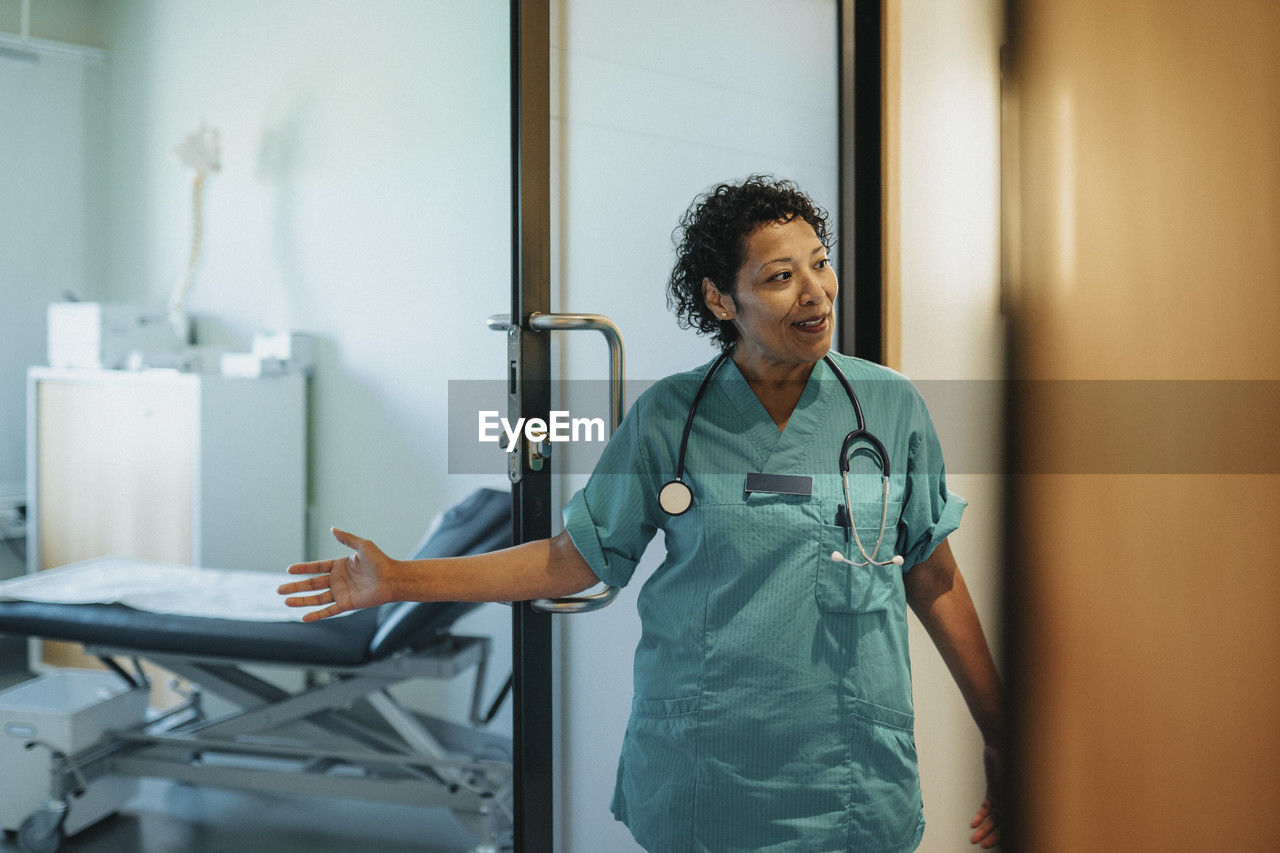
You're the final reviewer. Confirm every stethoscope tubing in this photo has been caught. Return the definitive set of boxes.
[663,352,901,568]
[673,350,733,481]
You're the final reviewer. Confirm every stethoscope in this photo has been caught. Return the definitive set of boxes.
[657,352,903,568]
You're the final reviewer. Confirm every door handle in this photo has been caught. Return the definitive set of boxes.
[488,312,625,613]
[526,313,624,433]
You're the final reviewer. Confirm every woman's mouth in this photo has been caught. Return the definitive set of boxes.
[792,315,829,334]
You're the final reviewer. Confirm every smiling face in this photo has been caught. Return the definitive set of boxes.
[703,216,837,377]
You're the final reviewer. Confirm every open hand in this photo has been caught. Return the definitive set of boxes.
[278,528,398,621]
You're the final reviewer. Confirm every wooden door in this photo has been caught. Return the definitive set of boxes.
[1004,2,1280,849]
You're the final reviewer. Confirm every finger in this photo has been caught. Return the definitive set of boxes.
[284,591,335,608]
[981,828,1000,849]
[287,559,337,575]
[301,602,346,622]
[277,576,331,595]
[971,799,991,827]
[970,814,997,845]
[330,527,362,548]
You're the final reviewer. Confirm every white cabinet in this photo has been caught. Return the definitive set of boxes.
[26,367,307,669]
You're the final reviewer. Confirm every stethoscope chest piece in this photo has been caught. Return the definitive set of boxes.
[659,480,694,516]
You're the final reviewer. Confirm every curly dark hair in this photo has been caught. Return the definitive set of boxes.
[667,175,832,351]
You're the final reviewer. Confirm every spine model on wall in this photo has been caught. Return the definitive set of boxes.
[169,123,221,340]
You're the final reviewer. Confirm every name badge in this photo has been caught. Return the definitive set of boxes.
[744,472,813,497]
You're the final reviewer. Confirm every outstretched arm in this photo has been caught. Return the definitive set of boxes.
[904,538,1004,849]
[278,527,600,622]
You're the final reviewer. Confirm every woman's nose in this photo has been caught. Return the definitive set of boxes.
[798,272,825,305]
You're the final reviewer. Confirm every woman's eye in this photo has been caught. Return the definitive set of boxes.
[815,258,831,269]
[769,270,792,282]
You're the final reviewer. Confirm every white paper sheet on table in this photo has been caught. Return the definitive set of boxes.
[0,557,328,622]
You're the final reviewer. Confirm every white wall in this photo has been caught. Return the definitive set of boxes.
[0,35,106,503]
[898,0,1004,851]
[98,0,514,730]
[552,1,839,849]
[101,0,512,551]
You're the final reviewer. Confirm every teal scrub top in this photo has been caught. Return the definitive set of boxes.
[563,351,966,853]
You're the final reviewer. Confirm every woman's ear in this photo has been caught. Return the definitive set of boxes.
[703,277,735,320]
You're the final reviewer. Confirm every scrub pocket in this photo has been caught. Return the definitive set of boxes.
[847,701,925,851]
[614,695,700,852]
[816,501,903,614]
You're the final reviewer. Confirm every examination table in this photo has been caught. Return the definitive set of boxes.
[0,489,514,853]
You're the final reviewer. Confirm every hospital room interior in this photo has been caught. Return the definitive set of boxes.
[1,1,1277,851]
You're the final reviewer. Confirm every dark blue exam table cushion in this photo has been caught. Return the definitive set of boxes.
[0,601,384,666]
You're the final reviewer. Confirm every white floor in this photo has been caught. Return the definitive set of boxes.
[0,777,478,852]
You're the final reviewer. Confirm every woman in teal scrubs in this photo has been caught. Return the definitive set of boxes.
[280,177,1004,851]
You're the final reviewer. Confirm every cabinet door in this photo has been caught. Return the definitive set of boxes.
[36,378,197,669]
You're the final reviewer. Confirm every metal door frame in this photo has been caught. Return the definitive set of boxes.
[837,0,885,362]
[508,1,554,850]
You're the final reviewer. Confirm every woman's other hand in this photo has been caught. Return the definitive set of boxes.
[969,741,1003,848]
[278,527,399,621]
[969,795,1000,848]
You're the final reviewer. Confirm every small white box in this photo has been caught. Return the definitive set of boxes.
[252,331,315,374]
[47,303,185,370]
[220,351,287,378]
[0,670,148,834]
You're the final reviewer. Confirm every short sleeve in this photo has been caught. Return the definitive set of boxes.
[562,404,662,589]
[896,391,966,571]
